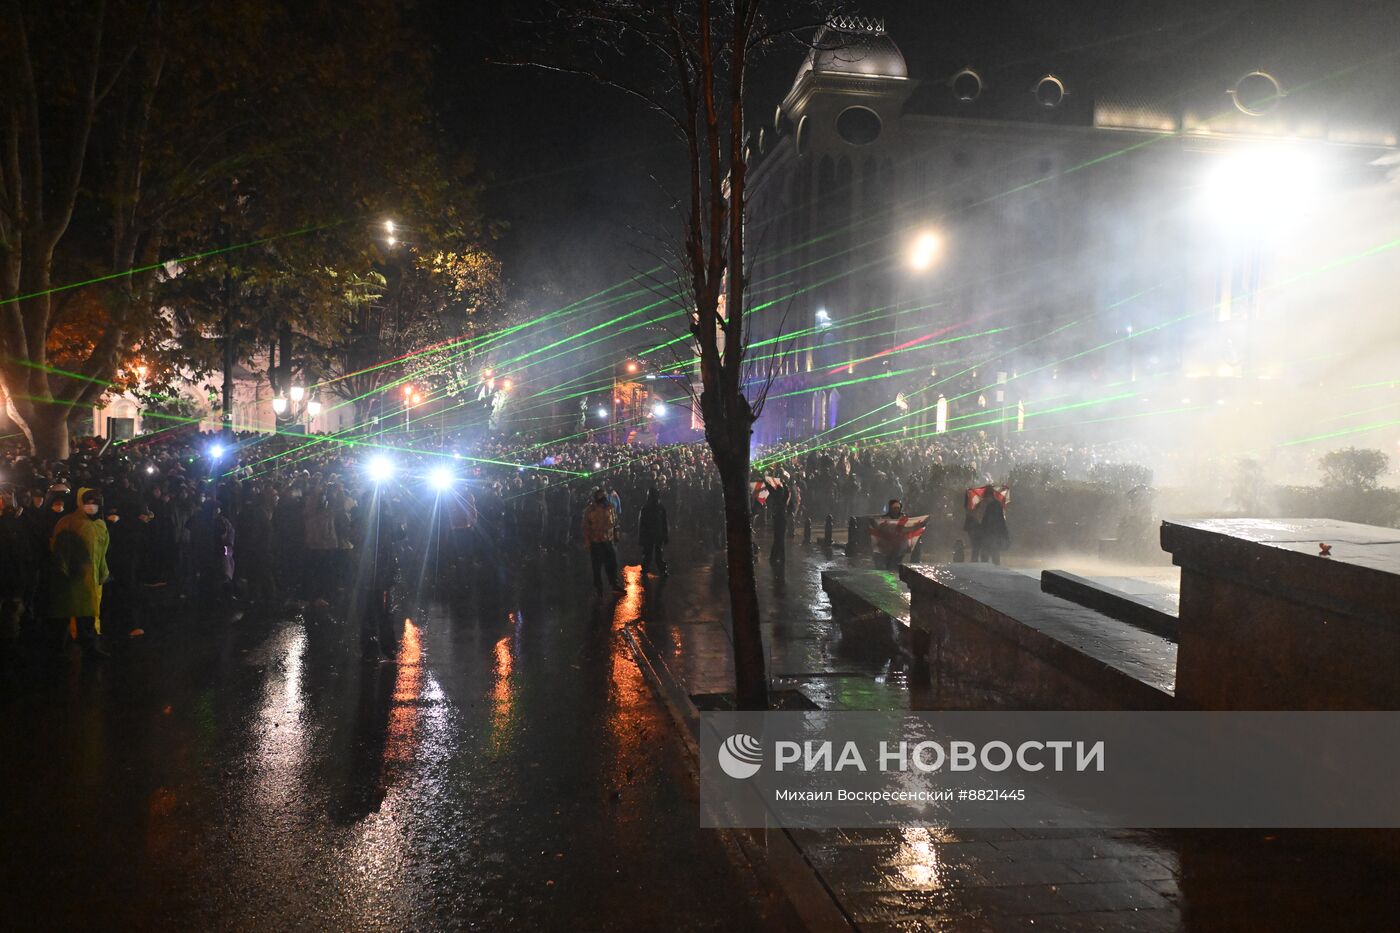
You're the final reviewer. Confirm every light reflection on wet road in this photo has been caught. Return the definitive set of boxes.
[0,553,796,932]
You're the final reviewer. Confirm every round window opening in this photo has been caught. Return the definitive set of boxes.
[1034,75,1066,108]
[836,106,882,145]
[1231,71,1282,116]
[951,68,983,103]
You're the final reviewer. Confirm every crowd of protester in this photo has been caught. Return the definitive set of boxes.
[0,425,1143,669]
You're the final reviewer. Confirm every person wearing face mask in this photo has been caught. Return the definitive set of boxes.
[47,488,112,659]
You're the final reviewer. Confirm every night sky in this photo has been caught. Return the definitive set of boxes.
[428,0,1399,311]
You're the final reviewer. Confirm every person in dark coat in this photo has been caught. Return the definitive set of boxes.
[356,494,406,659]
[965,486,1011,565]
[762,477,790,565]
[100,503,141,636]
[236,486,277,605]
[637,487,669,577]
[0,487,36,654]
[188,497,235,603]
[24,486,68,620]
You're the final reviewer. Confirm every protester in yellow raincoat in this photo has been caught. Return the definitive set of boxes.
[48,487,111,658]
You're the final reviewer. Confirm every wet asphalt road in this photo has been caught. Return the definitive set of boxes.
[0,550,798,932]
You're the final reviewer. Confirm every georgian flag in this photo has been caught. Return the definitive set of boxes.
[752,476,782,505]
[868,514,929,556]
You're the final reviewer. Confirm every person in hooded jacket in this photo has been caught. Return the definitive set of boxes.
[636,487,669,577]
[48,487,111,658]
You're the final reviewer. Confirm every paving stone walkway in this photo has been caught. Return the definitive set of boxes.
[629,542,1399,931]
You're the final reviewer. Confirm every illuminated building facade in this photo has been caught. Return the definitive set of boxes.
[743,17,1398,443]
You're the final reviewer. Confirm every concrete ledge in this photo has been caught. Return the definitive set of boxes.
[1161,518,1400,709]
[1040,570,1178,641]
[820,569,911,657]
[901,563,1176,710]
[1160,518,1400,626]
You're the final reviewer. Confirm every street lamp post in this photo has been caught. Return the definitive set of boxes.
[271,383,321,433]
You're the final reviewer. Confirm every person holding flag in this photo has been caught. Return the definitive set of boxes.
[868,499,928,572]
[964,483,1011,565]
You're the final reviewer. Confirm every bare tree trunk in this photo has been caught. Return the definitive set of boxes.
[19,403,70,461]
[717,445,767,709]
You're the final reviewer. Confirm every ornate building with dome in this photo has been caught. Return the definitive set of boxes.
[741,17,1398,444]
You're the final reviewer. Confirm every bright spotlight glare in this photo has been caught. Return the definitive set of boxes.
[209,443,225,459]
[367,456,395,483]
[908,231,943,271]
[429,466,454,492]
[383,219,395,234]
[593,461,602,470]
[597,408,608,418]
[652,402,667,417]
[146,465,156,475]
[1200,148,1320,231]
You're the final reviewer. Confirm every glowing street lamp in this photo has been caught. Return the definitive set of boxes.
[289,384,305,403]
[271,396,288,415]
[306,398,322,418]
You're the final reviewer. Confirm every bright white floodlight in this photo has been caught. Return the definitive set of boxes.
[653,402,668,417]
[209,443,225,459]
[367,456,395,483]
[429,465,454,492]
[1200,147,1320,232]
[907,231,943,271]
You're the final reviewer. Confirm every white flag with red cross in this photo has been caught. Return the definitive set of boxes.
[868,514,929,556]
